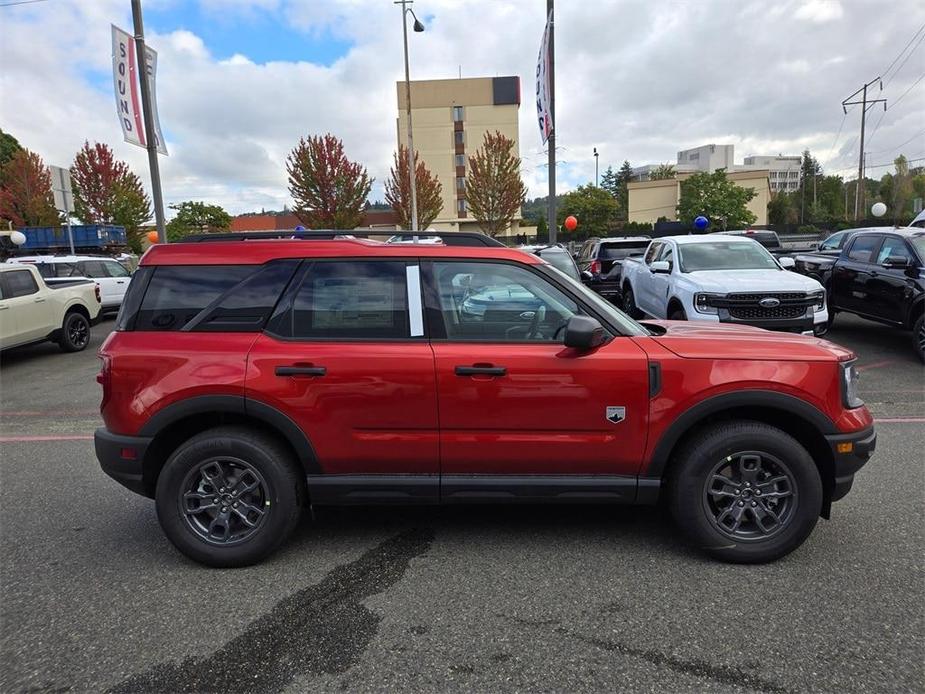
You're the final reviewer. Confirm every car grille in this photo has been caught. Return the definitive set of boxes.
[729,305,807,320]
[711,293,814,322]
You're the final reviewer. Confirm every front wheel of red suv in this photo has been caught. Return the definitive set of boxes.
[155,426,304,567]
[668,421,822,564]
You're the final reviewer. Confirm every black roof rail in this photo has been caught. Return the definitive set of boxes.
[178,229,505,247]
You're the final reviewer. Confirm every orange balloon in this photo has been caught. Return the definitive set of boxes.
[564,215,578,231]
[146,230,159,244]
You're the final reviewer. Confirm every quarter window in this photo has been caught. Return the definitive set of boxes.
[135,265,254,331]
[846,236,882,263]
[289,261,411,339]
[433,261,578,342]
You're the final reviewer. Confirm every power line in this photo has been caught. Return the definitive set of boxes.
[883,30,925,88]
[890,72,925,110]
[867,128,925,156]
[0,0,49,6]
[827,156,925,175]
[824,110,849,164]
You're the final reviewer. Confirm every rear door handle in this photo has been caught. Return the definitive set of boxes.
[275,365,326,377]
[455,365,507,376]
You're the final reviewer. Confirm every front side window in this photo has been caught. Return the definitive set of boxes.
[433,261,578,342]
[3,270,39,297]
[289,261,411,339]
[876,237,913,265]
[846,236,882,263]
[104,260,131,277]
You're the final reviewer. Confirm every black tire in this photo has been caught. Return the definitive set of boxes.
[667,420,822,564]
[155,426,304,567]
[622,285,643,319]
[58,311,90,352]
[913,313,924,364]
[668,304,687,321]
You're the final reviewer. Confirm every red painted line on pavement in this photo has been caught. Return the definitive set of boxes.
[857,360,895,372]
[0,435,94,442]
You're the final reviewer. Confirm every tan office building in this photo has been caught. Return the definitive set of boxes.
[627,170,771,226]
[396,76,522,237]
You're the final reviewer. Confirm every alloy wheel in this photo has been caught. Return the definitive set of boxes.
[69,318,89,348]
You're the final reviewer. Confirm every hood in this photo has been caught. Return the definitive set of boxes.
[643,320,854,362]
[686,269,824,293]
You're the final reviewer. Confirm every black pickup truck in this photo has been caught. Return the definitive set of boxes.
[793,227,924,361]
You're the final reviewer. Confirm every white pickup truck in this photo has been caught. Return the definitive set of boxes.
[620,235,829,335]
[0,264,102,352]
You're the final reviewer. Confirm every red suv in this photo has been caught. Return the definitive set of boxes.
[95,236,875,567]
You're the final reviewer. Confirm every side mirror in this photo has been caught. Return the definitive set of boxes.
[882,255,910,269]
[580,270,594,283]
[650,260,671,273]
[779,257,795,269]
[563,315,606,350]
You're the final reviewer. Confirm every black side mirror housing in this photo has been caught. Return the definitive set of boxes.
[580,270,594,283]
[882,255,910,269]
[563,315,606,350]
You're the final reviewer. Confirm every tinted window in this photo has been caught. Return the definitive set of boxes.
[104,260,131,277]
[289,261,410,339]
[115,267,153,331]
[679,242,778,271]
[644,242,662,264]
[536,248,579,280]
[599,242,649,260]
[876,237,913,265]
[819,232,844,251]
[434,261,578,342]
[135,265,254,331]
[190,261,298,332]
[847,236,882,263]
[79,261,109,278]
[3,269,39,297]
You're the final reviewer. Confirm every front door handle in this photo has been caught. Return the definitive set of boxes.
[116,280,126,284]
[34,298,46,303]
[455,364,507,376]
[275,365,326,377]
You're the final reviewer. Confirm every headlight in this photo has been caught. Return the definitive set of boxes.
[694,293,723,315]
[840,360,863,409]
[808,289,826,311]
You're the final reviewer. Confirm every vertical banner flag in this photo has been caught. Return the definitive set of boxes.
[535,10,553,144]
[112,25,168,155]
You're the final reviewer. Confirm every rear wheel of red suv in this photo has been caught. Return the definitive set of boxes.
[155,426,304,567]
[668,421,822,563]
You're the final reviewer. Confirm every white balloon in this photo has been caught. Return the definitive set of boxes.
[871,202,887,218]
[9,230,26,245]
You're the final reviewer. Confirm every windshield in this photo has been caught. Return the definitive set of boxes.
[538,249,579,280]
[599,243,649,260]
[679,241,780,272]
[542,265,649,336]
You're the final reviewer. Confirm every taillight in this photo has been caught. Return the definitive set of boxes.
[97,355,111,409]
[94,283,101,303]
[590,259,601,274]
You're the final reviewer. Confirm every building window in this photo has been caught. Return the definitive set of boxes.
[456,176,466,192]
[455,154,465,168]
[452,105,464,121]
[457,199,467,214]
[454,131,465,146]
[689,152,699,161]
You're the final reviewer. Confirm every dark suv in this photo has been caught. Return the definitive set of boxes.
[96,237,875,567]
[576,237,650,301]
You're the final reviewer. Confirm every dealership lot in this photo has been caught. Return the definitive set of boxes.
[1,314,922,693]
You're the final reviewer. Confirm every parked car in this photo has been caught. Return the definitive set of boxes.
[519,244,582,281]
[0,263,101,352]
[621,235,828,334]
[710,229,789,255]
[7,255,132,313]
[791,228,924,361]
[96,236,874,567]
[576,237,651,302]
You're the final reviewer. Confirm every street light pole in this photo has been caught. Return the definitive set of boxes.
[594,147,599,187]
[396,0,424,232]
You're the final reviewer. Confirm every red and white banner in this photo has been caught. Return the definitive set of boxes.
[112,25,168,155]
[535,10,553,144]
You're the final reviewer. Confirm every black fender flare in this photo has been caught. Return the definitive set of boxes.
[643,390,838,478]
[139,395,320,474]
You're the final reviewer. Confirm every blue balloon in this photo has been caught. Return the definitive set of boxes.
[694,216,709,231]
[294,225,306,231]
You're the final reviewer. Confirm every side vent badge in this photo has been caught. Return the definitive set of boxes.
[606,406,626,424]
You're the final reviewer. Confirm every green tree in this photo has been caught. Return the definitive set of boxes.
[557,184,619,238]
[111,175,152,252]
[0,129,23,171]
[677,169,757,230]
[889,155,913,222]
[465,131,527,237]
[384,145,443,229]
[616,160,634,220]
[649,163,675,180]
[286,133,373,229]
[767,191,792,226]
[535,215,548,243]
[600,165,619,199]
[165,201,232,242]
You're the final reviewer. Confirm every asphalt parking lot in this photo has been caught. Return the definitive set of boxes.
[1,314,922,693]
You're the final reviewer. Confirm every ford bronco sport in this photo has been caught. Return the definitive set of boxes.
[95,235,875,567]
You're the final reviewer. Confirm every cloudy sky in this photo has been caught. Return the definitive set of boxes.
[1,0,923,218]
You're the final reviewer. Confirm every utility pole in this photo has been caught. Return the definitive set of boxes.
[131,0,167,243]
[396,0,424,232]
[842,77,886,220]
[546,0,556,244]
[594,147,599,187]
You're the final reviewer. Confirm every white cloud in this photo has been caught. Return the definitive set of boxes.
[1,0,923,220]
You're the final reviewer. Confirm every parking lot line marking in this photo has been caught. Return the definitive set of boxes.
[874,417,925,423]
[0,435,94,442]
[0,411,99,417]
[857,360,895,372]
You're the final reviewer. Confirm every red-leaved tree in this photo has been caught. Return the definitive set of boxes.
[0,148,59,227]
[384,145,443,229]
[465,131,527,237]
[286,134,373,229]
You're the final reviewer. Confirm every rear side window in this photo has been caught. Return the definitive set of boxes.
[847,236,882,263]
[104,260,131,278]
[3,269,39,297]
[79,260,109,278]
[134,266,255,331]
[285,261,411,339]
